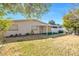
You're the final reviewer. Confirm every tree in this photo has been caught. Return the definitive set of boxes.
[0,19,12,44]
[0,4,12,45]
[48,20,55,25]
[0,3,51,19]
[63,9,79,35]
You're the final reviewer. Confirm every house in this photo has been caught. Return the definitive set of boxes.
[51,25,64,33]
[4,19,51,37]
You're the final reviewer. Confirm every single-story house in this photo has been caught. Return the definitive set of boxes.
[51,25,65,33]
[4,19,52,37]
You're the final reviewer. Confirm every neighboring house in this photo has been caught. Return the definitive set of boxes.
[51,25,65,33]
[4,19,51,37]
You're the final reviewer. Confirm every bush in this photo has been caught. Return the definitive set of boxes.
[17,39,24,42]
[48,32,53,35]
[58,30,64,33]
[14,34,18,37]
[41,32,53,35]
[9,34,14,37]
[52,32,58,34]
[18,33,22,36]
[2,39,6,43]
[25,33,30,35]
[41,33,47,35]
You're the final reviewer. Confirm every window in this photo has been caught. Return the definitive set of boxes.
[9,24,18,31]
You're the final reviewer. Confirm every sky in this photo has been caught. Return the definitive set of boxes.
[5,3,76,24]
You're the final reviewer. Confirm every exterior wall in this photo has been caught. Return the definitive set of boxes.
[51,28,58,33]
[4,20,51,37]
[38,26,51,33]
[39,26,46,33]
[51,28,64,33]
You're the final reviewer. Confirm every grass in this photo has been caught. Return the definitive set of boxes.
[0,35,79,56]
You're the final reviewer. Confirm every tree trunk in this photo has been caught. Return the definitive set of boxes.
[73,27,79,35]
[0,31,6,49]
[73,27,77,35]
[77,28,79,35]
[0,31,5,44]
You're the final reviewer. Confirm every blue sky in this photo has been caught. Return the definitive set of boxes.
[5,3,75,24]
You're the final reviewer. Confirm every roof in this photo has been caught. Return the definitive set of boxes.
[13,19,51,26]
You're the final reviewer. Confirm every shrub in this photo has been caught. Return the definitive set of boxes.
[58,30,64,33]
[18,33,22,36]
[14,34,18,37]
[48,32,53,35]
[41,32,53,35]
[41,33,47,35]
[2,39,6,43]
[9,34,14,37]
[17,39,24,42]
[25,33,30,35]
[52,32,58,34]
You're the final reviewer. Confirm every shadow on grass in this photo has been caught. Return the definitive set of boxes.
[4,33,68,44]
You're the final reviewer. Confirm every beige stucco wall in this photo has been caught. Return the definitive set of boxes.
[4,20,51,37]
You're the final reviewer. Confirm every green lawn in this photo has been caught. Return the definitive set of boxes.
[0,35,79,56]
